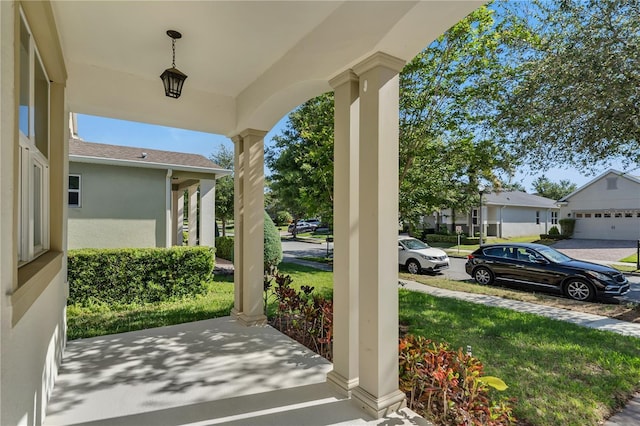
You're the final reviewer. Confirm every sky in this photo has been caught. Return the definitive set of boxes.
[75,113,634,194]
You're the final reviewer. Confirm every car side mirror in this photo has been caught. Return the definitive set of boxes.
[398,245,405,250]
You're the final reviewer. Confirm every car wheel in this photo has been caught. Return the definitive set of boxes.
[564,279,595,302]
[473,267,494,285]
[406,260,421,275]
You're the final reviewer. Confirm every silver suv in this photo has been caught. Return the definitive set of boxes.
[398,236,450,274]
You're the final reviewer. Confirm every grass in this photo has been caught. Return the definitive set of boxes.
[66,263,640,425]
[399,290,640,425]
[619,253,638,264]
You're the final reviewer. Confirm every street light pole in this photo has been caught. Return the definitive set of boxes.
[478,184,485,246]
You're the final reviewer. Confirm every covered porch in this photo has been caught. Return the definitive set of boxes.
[1,1,481,424]
[44,317,424,426]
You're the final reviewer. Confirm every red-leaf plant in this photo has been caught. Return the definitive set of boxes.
[399,334,516,425]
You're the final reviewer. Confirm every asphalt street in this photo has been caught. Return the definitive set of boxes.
[281,239,640,303]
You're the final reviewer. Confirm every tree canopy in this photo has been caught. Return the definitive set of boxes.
[209,144,234,236]
[531,176,577,201]
[497,0,640,171]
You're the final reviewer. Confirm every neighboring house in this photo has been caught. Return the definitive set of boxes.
[558,169,640,240]
[440,191,560,238]
[68,138,231,249]
[0,2,478,425]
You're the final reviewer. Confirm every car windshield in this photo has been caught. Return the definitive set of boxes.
[536,246,572,263]
[401,238,429,250]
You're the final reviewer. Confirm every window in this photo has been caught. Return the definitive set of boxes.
[584,213,591,218]
[536,211,540,225]
[551,211,558,224]
[614,213,622,218]
[604,213,611,218]
[594,213,602,218]
[18,10,50,264]
[625,213,633,218]
[576,213,583,218]
[68,175,81,207]
[472,209,478,225]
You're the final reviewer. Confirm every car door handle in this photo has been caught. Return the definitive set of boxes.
[515,265,525,268]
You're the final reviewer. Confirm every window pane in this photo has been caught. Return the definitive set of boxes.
[68,191,79,206]
[33,164,42,247]
[19,16,30,136]
[34,55,49,158]
[69,175,80,190]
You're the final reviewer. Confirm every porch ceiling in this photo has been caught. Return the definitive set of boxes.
[50,0,480,136]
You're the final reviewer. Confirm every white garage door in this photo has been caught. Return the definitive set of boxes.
[573,213,640,240]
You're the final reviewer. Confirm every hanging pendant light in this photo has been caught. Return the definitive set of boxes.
[160,30,187,99]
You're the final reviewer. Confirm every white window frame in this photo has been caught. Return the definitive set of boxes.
[18,9,50,265]
[535,210,540,225]
[68,174,81,208]
[551,211,558,225]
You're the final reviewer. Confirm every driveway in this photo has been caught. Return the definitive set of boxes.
[551,239,638,263]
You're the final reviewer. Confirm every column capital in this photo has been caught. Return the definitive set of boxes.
[329,69,359,89]
[352,52,405,76]
[231,128,268,144]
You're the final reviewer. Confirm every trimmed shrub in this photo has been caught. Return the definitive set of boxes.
[264,211,283,269]
[424,234,477,245]
[215,236,234,261]
[68,246,214,306]
[559,218,576,236]
[548,226,560,235]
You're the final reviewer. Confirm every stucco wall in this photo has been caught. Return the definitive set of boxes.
[499,206,552,237]
[560,173,640,240]
[1,2,68,425]
[68,162,167,249]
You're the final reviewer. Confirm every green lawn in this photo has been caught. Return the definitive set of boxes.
[66,263,640,425]
[620,252,638,264]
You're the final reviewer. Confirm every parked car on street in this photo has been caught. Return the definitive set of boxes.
[464,243,630,302]
[398,236,450,274]
[288,221,316,233]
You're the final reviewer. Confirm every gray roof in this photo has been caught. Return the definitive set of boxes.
[484,191,558,209]
[69,139,229,175]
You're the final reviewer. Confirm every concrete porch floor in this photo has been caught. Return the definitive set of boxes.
[45,317,426,426]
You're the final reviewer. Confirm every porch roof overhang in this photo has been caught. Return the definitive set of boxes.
[69,154,231,179]
[50,0,481,136]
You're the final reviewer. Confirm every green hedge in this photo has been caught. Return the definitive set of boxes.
[215,236,234,261]
[68,247,215,306]
[424,234,478,245]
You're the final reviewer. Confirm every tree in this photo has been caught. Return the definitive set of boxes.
[531,175,577,200]
[209,144,234,236]
[497,0,640,171]
[398,4,528,225]
[265,93,334,232]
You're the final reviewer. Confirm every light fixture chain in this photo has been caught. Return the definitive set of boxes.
[171,38,176,68]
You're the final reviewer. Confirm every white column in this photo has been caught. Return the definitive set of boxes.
[231,129,267,326]
[327,69,360,396]
[351,52,406,419]
[188,185,198,246]
[199,179,216,247]
[172,189,184,246]
[231,135,244,318]
[165,169,173,247]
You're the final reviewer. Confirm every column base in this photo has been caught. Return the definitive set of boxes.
[236,312,267,326]
[230,308,241,320]
[351,387,406,419]
[327,370,359,397]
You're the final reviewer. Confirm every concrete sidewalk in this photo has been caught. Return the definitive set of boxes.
[399,278,640,425]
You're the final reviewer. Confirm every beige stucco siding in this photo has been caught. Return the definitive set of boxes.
[68,162,168,249]
[2,2,68,425]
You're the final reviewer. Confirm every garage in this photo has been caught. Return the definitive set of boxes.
[558,170,640,241]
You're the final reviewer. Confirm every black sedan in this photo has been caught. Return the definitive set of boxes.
[464,243,630,302]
